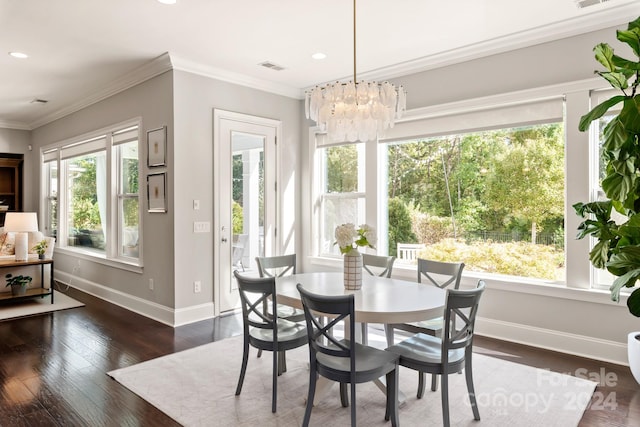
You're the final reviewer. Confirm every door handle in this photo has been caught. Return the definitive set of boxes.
[221,237,228,243]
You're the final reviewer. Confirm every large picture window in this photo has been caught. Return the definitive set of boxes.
[42,121,141,264]
[385,123,565,282]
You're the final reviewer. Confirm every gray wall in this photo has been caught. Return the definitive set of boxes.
[30,71,176,308]
[171,70,302,309]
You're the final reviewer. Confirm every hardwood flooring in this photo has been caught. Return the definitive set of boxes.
[0,287,638,426]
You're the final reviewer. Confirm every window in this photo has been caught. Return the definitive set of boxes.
[316,143,366,256]
[385,123,565,282]
[311,92,575,285]
[43,158,57,238]
[42,121,141,264]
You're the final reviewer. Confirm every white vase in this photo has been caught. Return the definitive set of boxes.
[343,250,363,290]
[628,332,640,385]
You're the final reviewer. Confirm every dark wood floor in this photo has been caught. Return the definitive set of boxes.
[0,287,638,426]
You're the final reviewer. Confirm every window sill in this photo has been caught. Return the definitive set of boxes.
[55,247,143,274]
[307,255,627,309]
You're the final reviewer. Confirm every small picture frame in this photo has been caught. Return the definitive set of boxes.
[147,126,166,167]
[147,172,167,213]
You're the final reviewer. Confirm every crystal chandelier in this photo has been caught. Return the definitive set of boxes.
[304,0,406,143]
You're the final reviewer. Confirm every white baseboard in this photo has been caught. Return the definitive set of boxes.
[55,271,214,327]
[476,317,628,366]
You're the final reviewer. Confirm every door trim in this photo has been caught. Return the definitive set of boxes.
[213,109,281,316]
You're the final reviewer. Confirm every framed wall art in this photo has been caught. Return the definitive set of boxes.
[147,172,167,213]
[147,126,166,167]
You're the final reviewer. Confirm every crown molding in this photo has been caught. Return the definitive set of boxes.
[169,54,302,100]
[0,120,31,131]
[326,1,640,85]
[27,53,173,130]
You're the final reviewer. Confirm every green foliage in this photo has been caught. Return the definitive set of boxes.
[412,212,454,244]
[5,273,32,287]
[484,124,565,241]
[573,16,640,316]
[419,239,564,281]
[232,201,244,234]
[387,198,416,256]
[326,145,358,192]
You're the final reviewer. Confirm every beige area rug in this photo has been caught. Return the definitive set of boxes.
[108,334,597,427]
[0,291,84,321]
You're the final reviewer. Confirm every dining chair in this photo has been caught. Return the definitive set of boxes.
[360,254,396,345]
[385,258,465,396]
[233,270,308,413]
[255,254,305,369]
[296,283,400,427]
[386,280,485,427]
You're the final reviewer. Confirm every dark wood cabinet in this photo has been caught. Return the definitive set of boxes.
[0,155,24,227]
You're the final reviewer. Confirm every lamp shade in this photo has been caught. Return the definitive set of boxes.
[3,212,38,232]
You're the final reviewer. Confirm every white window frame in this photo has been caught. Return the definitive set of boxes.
[314,140,366,257]
[309,78,613,296]
[40,119,142,270]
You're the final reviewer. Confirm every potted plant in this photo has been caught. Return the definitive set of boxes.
[5,273,32,296]
[32,239,48,260]
[573,16,640,383]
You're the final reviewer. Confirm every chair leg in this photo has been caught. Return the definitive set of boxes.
[384,324,395,347]
[272,350,278,413]
[350,381,357,427]
[302,368,317,427]
[385,369,399,427]
[431,373,438,391]
[235,339,250,396]
[465,355,481,421]
[257,349,262,358]
[340,383,349,407]
[441,373,450,427]
[417,372,425,398]
[361,323,368,345]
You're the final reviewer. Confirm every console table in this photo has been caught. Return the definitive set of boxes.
[0,258,54,304]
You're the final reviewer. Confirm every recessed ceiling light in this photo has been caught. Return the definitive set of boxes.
[9,52,28,59]
[312,52,327,60]
[157,0,177,4]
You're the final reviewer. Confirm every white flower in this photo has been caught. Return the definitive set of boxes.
[334,223,376,254]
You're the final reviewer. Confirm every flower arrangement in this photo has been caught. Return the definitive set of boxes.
[334,223,377,254]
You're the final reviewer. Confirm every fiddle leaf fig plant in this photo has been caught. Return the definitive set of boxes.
[574,16,640,316]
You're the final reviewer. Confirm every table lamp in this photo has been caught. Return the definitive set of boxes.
[3,212,39,261]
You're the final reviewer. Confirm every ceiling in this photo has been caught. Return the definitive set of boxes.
[1,0,639,130]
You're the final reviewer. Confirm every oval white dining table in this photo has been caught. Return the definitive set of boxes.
[276,271,446,324]
[276,271,447,404]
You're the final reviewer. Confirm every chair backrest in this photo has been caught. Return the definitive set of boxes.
[297,284,355,373]
[256,254,296,278]
[234,270,278,340]
[417,258,465,289]
[362,254,396,278]
[441,280,485,359]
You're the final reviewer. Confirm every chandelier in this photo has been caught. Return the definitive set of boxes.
[304,0,406,142]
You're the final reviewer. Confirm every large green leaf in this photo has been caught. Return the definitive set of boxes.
[579,96,627,131]
[602,117,629,151]
[590,239,611,269]
[608,245,640,278]
[609,267,640,301]
[627,288,640,317]
[628,16,640,32]
[618,97,640,134]
[617,28,640,58]
[602,171,633,204]
[594,43,616,71]
[612,55,640,71]
[598,71,630,90]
